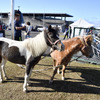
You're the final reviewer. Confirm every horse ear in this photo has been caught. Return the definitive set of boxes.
[84,35,93,46]
[87,35,93,43]
[89,35,93,42]
[48,25,52,32]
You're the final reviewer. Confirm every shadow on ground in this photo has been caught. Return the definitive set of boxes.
[4,65,100,94]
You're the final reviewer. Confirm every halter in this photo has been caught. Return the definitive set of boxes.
[47,33,61,46]
[80,36,88,50]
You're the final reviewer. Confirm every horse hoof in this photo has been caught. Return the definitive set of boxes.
[62,77,65,80]
[27,83,31,86]
[5,77,8,80]
[23,89,28,93]
[53,67,55,70]
[0,79,3,83]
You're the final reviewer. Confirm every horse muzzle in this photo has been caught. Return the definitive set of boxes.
[81,46,94,58]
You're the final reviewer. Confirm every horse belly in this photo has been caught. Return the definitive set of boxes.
[5,46,26,64]
[7,55,26,64]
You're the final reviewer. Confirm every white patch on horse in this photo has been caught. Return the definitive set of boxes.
[0,32,48,60]
[23,31,48,57]
[23,73,29,92]
[0,37,20,45]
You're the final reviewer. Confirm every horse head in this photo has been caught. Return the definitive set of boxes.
[45,25,64,51]
[80,35,93,58]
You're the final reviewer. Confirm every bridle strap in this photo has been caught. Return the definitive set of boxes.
[80,36,87,47]
[47,34,60,46]
[53,39,61,45]
[80,36,88,51]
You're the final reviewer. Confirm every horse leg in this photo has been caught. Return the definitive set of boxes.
[23,56,41,92]
[27,68,33,86]
[53,60,60,74]
[1,58,8,80]
[0,56,3,83]
[49,66,58,84]
[62,65,66,80]
[23,65,33,92]
[0,65,3,83]
[57,67,60,74]
[53,59,56,70]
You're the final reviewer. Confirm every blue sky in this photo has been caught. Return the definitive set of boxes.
[1,0,100,26]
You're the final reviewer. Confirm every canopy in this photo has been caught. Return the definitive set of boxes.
[70,18,94,37]
[70,18,94,28]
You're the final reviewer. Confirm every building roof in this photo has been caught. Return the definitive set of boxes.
[23,13,73,17]
[0,12,73,18]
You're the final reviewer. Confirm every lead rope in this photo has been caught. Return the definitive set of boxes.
[17,59,53,72]
[18,54,83,72]
[18,36,84,72]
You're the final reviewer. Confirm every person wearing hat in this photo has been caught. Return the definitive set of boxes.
[14,11,25,41]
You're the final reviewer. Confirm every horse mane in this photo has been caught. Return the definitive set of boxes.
[60,35,93,55]
[77,35,93,46]
[69,35,93,45]
[83,35,93,44]
[62,36,81,47]
[23,30,48,57]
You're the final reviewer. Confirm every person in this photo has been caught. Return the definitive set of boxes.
[14,11,25,41]
[63,24,68,40]
[25,21,32,39]
[68,26,72,38]
[63,25,72,39]
[0,22,5,37]
[88,27,94,35]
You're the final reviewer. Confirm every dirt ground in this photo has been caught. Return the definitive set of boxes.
[0,57,100,100]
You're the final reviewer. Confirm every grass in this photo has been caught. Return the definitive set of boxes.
[0,56,100,100]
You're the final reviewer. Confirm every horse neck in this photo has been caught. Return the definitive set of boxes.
[65,37,82,54]
[23,31,48,57]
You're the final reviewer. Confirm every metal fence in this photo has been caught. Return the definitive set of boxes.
[72,27,100,65]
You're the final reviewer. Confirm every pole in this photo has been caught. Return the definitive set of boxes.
[11,0,14,40]
[73,27,75,37]
[43,13,45,27]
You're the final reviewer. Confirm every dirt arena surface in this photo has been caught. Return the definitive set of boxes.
[0,57,100,100]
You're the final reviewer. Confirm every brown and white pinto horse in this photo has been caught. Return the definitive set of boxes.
[50,35,93,83]
[0,25,64,92]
